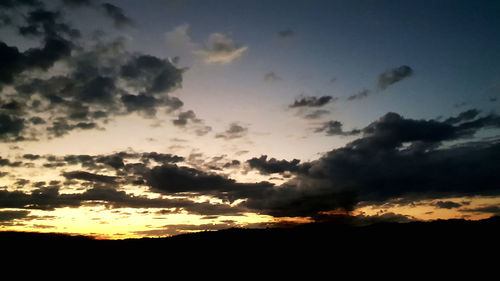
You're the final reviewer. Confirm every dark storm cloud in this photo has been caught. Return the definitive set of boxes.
[377,65,413,91]
[291,111,500,212]
[233,110,500,217]
[359,111,500,150]
[314,120,361,136]
[144,163,274,201]
[215,123,248,139]
[242,184,357,217]
[100,3,133,29]
[247,155,301,174]
[289,96,335,108]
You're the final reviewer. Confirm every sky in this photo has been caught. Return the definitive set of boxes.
[0,0,499,239]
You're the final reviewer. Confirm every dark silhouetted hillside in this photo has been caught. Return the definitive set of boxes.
[2,216,499,265]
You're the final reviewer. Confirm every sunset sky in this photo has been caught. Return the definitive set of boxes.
[1,0,499,239]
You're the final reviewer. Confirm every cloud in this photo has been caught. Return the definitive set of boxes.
[247,155,301,174]
[289,96,335,108]
[347,89,370,101]
[291,111,500,211]
[164,24,197,58]
[314,120,361,136]
[0,210,31,225]
[2,109,499,219]
[194,33,248,64]
[0,37,72,85]
[215,123,248,139]
[277,29,295,39]
[304,110,330,120]
[461,205,500,215]
[146,164,235,193]
[5,42,185,139]
[120,54,184,95]
[140,152,184,164]
[444,109,480,124]
[23,154,40,160]
[377,65,413,91]
[223,160,241,168]
[432,201,463,209]
[0,185,247,216]
[0,113,24,140]
[100,3,133,29]
[62,171,117,183]
[171,110,212,136]
[0,0,40,8]
[18,8,80,38]
[172,110,198,126]
[28,151,185,172]
[121,93,160,117]
[61,0,92,7]
[0,3,194,142]
[238,110,500,217]
[264,72,281,83]
[47,119,98,137]
[0,210,30,221]
[138,163,275,203]
[0,156,22,167]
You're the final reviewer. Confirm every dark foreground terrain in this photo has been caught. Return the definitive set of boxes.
[2,217,499,267]
[0,216,500,255]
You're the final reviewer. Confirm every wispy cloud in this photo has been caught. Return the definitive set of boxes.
[194,33,248,64]
[377,65,413,91]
